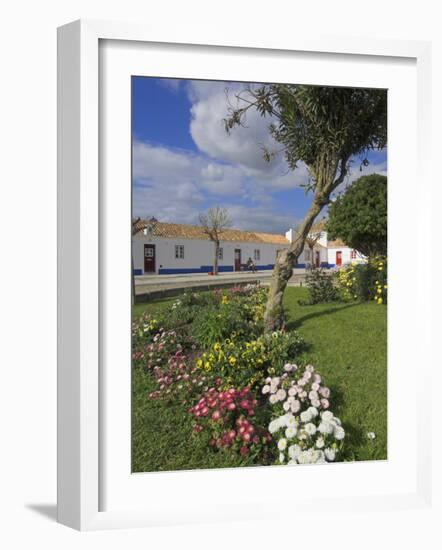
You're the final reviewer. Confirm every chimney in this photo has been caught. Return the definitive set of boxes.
[285,228,294,243]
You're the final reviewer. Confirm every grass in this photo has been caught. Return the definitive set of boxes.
[132,287,387,471]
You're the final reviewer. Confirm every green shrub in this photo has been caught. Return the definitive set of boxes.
[337,257,387,304]
[195,330,306,389]
[191,300,262,348]
[301,268,339,305]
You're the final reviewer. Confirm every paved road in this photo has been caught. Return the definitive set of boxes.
[135,269,307,297]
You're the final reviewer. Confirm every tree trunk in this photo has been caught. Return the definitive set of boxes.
[214,240,219,275]
[263,199,325,332]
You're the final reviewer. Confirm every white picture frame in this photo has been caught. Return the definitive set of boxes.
[57,19,432,531]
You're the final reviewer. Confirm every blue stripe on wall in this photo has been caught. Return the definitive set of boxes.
[200,265,234,273]
[133,268,143,275]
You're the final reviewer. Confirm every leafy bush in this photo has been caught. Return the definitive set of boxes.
[195,330,306,389]
[301,268,339,304]
[190,293,264,348]
[337,257,387,304]
[148,352,221,405]
[133,329,194,370]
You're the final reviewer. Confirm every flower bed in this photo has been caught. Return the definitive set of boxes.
[132,284,346,467]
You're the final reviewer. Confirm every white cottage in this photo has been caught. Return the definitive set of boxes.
[133,219,289,275]
[132,218,364,275]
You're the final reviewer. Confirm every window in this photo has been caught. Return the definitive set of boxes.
[254,249,260,261]
[218,247,223,260]
[175,245,184,259]
[351,249,357,260]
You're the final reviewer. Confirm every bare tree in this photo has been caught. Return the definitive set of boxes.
[199,207,231,275]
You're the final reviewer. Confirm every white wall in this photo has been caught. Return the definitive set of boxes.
[327,246,365,266]
[133,234,286,274]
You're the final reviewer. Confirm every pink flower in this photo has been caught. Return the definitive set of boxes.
[320,399,330,409]
[240,446,249,456]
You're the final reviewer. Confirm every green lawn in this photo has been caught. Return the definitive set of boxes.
[132,287,387,471]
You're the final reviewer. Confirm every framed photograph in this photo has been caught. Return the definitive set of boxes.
[57,19,432,530]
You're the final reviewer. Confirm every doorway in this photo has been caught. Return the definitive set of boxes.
[234,249,241,271]
[144,244,156,273]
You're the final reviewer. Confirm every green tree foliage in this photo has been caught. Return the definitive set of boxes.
[327,174,387,258]
[224,85,387,331]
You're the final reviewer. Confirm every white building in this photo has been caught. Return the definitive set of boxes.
[132,218,364,275]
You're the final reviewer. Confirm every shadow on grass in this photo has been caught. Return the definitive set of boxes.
[286,302,359,331]
[326,385,368,461]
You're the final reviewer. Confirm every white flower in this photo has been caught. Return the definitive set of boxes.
[316,436,325,449]
[307,406,318,418]
[288,387,297,397]
[304,422,317,436]
[291,400,301,413]
[367,431,376,440]
[286,414,297,427]
[318,422,334,435]
[309,390,319,401]
[269,394,278,405]
[288,444,302,459]
[285,426,297,439]
[311,382,320,391]
[305,365,315,373]
[283,401,291,412]
[268,420,280,434]
[300,410,312,423]
[278,438,287,451]
[334,426,345,440]
[279,452,285,463]
[311,399,321,408]
[321,411,334,422]
[287,459,298,465]
[284,363,294,372]
[276,389,287,401]
[324,448,336,461]
[262,385,270,394]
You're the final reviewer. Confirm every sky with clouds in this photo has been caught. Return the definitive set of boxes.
[132,77,387,235]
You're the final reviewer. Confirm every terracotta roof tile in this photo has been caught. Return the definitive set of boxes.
[134,220,289,245]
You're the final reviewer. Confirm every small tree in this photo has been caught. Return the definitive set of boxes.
[224,85,387,331]
[327,174,387,259]
[199,207,231,275]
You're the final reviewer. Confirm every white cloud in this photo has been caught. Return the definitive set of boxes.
[189,81,290,177]
[132,139,301,233]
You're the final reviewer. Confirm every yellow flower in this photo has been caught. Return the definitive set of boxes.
[228,356,236,366]
[384,285,388,289]
[377,297,383,304]
[196,359,203,368]
[377,288,382,294]
[213,343,221,352]
[221,295,229,305]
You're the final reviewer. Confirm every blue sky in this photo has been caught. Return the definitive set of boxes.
[132,77,387,234]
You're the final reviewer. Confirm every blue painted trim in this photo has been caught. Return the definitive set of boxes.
[159,268,202,275]
[200,265,234,273]
[256,264,274,270]
[133,268,143,275]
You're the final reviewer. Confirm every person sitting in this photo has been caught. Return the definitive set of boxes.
[246,257,256,272]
